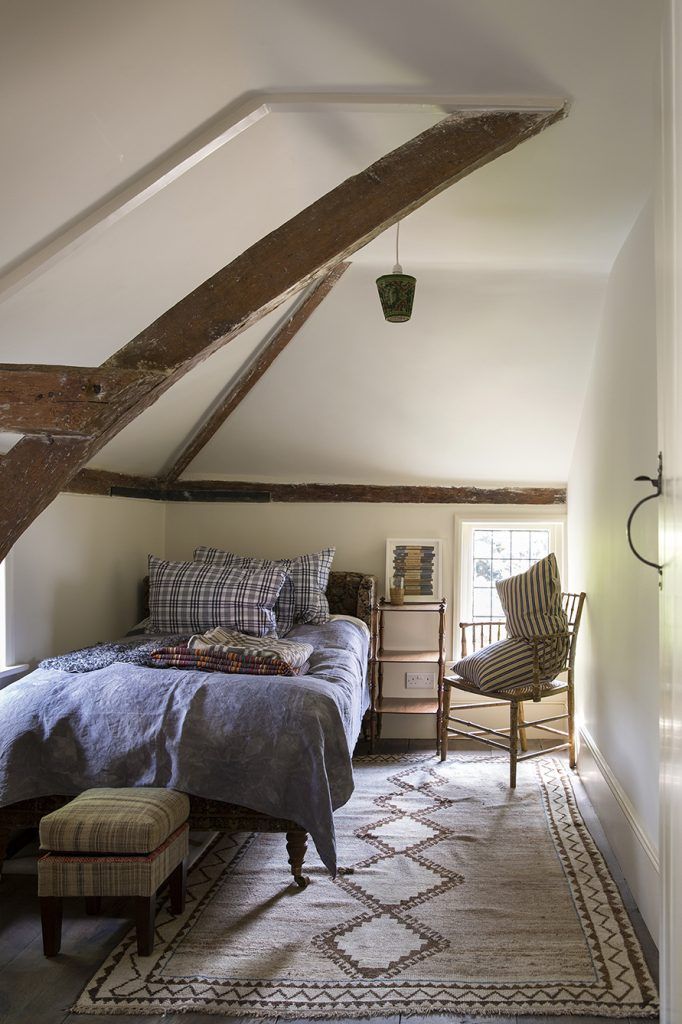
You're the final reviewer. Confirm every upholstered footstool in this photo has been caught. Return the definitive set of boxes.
[38,788,189,957]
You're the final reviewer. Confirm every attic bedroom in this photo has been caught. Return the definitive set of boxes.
[3,1,682,1022]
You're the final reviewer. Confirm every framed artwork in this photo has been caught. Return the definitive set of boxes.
[385,538,443,602]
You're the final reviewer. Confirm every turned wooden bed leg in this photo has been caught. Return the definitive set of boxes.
[286,829,309,889]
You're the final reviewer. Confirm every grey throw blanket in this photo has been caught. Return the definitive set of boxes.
[2,620,369,874]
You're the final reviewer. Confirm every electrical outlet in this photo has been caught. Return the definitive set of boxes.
[405,671,436,689]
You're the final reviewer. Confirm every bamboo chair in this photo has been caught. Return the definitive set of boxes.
[440,592,586,788]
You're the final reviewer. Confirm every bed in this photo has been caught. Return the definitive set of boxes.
[0,570,376,888]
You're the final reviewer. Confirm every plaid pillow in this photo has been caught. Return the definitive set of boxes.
[148,556,287,636]
[194,547,335,633]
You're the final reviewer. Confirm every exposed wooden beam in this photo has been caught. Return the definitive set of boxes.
[105,106,566,378]
[162,263,350,483]
[0,93,564,303]
[0,365,163,435]
[0,104,566,561]
[64,469,566,505]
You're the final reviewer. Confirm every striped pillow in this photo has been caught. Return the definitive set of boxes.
[496,553,567,639]
[148,556,287,636]
[453,636,564,694]
[194,547,335,634]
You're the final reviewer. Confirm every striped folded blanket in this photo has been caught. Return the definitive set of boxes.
[149,627,314,677]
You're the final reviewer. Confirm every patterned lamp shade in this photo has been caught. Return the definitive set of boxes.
[375,271,417,323]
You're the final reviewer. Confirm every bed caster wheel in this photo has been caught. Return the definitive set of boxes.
[293,874,310,889]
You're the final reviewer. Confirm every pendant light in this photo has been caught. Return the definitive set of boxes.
[375,222,416,323]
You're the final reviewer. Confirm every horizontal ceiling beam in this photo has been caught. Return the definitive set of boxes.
[65,469,566,505]
[0,364,164,435]
[0,92,566,303]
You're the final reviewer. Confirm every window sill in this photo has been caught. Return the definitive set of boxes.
[0,663,29,687]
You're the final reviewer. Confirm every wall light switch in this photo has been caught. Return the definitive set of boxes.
[405,671,436,689]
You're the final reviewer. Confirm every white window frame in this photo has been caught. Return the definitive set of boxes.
[453,507,566,659]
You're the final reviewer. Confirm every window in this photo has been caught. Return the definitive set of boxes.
[455,513,565,654]
[471,527,551,620]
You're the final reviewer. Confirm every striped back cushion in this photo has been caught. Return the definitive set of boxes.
[496,553,567,639]
[452,636,567,694]
[148,556,287,636]
[194,547,335,634]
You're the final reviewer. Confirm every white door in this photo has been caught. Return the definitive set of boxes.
[658,3,682,1021]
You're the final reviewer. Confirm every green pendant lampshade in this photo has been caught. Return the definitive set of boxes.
[376,270,417,322]
[376,222,416,322]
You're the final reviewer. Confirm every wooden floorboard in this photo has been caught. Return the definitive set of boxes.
[0,746,658,1024]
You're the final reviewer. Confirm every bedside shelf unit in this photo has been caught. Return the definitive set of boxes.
[369,597,447,752]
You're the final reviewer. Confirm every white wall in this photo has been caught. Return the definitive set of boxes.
[567,200,660,939]
[165,500,566,739]
[8,493,165,666]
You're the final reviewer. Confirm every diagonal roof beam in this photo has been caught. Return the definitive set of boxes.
[0,103,567,561]
[162,262,350,484]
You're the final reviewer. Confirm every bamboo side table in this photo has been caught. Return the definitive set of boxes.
[369,597,447,753]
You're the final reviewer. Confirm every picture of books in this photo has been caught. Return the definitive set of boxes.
[386,539,442,602]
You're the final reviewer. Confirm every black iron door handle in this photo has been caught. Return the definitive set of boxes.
[626,452,663,575]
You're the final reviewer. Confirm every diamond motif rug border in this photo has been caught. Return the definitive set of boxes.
[71,754,659,1018]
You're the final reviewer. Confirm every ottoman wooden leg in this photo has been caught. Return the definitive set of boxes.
[85,896,102,915]
[40,896,63,957]
[135,895,156,956]
[169,858,186,915]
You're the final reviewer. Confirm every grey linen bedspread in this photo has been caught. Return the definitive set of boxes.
[0,620,369,874]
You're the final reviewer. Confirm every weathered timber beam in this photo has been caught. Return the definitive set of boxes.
[0,365,163,435]
[0,103,566,561]
[64,470,566,505]
[162,263,350,483]
[105,106,566,376]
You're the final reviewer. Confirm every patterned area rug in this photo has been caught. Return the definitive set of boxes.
[73,754,658,1017]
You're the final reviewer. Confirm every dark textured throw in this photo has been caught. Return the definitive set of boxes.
[39,635,191,674]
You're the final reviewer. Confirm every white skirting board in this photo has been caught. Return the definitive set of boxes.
[578,727,660,943]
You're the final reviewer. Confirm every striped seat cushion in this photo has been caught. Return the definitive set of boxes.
[148,555,288,636]
[452,636,567,694]
[194,547,335,634]
[453,554,569,694]
[39,788,190,854]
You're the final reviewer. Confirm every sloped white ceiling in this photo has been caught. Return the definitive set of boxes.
[0,0,660,484]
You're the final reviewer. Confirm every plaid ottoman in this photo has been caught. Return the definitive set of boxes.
[38,788,190,957]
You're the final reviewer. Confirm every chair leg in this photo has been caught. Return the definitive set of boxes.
[40,896,63,957]
[169,858,186,915]
[567,683,576,769]
[85,895,102,915]
[509,702,519,789]
[440,682,451,762]
[135,895,156,956]
[518,700,528,752]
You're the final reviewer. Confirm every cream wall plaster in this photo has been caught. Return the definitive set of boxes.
[567,200,659,939]
[8,493,165,666]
